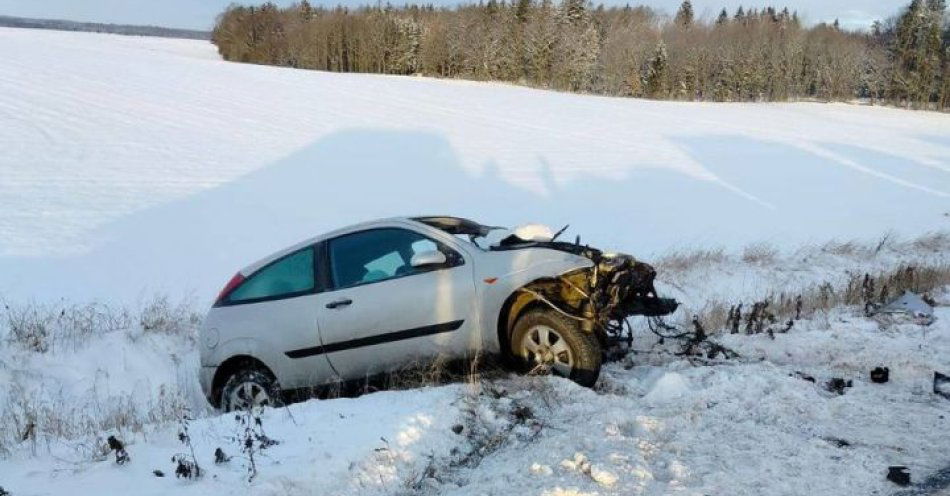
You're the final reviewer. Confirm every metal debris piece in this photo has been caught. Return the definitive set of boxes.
[871,367,890,384]
[888,466,911,487]
[875,291,935,325]
[935,372,950,400]
[825,378,853,395]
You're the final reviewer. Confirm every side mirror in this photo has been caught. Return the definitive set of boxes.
[410,250,447,268]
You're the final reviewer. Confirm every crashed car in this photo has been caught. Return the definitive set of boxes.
[199,216,677,410]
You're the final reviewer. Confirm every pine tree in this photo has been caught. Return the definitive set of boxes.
[560,0,589,25]
[645,40,669,97]
[888,0,942,106]
[674,1,694,27]
[393,16,422,74]
[299,0,314,21]
[525,0,557,84]
[716,8,729,25]
[515,0,532,23]
[734,6,745,22]
[921,0,947,103]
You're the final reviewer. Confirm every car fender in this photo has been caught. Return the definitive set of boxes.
[203,336,289,386]
[474,249,593,351]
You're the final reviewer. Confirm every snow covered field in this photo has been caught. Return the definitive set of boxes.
[1,27,949,303]
[1,27,950,496]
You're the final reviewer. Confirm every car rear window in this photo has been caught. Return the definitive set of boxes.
[228,247,315,303]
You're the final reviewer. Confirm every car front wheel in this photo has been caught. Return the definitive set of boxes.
[510,308,601,387]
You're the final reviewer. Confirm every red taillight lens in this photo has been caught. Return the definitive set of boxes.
[215,273,245,305]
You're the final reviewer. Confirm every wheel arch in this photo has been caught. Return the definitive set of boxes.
[496,272,591,357]
[497,288,547,357]
[210,355,276,408]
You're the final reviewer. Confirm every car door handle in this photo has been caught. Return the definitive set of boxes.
[325,298,352,309]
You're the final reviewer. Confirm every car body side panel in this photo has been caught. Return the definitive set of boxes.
[201,294,336,390]
[314,261,477,379]
[310,220,481,379]
[470,248,594,352]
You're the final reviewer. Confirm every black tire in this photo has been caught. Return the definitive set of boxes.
[220,368,282,412]
[509,308,601,387]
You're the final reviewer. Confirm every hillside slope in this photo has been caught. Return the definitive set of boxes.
[0,27,948,303]
[2,27,950,496]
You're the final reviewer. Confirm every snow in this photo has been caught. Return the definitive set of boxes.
[641,371,690,405]
[1,27,949,303]
[2,386,464,495]
[507,223,557,243]
[1,27,950,496]
[3,274,949,496]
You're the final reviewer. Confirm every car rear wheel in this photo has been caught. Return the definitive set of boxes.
[220,368,281,412]
[510,308,601,387]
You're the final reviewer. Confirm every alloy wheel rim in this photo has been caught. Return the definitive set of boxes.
[520,324,574,377]
[227,380,271,411]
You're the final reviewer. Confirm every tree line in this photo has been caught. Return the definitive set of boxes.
[212,0,950,109]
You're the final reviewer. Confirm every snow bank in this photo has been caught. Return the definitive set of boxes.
[2,290,949,495]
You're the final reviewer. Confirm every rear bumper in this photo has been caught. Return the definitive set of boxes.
[199,365,217,405]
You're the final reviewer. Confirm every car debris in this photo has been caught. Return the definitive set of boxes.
[888,466,912,486]
[823,437,852,448]
[935,372,950,400]
[792,371,817,383]
[873,291,935,325]
[871,367,890,384]
[825,378,853,395]
[107,435,130,464]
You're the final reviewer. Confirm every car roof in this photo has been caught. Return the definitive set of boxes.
[237,216,461,276]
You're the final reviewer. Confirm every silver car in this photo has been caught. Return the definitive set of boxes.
[199,216,676,410]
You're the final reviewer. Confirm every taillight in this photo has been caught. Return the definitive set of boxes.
[215,273,245,305]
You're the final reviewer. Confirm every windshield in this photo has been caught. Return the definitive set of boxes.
[414,216,505,248]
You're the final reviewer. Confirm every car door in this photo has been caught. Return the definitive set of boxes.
[216,245,337,389]
[313,226,477,379]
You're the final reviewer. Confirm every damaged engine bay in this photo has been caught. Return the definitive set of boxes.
[493,237,680,348]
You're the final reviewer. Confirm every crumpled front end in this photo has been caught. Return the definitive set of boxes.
[501,240,678,340]
[591,252,679,320]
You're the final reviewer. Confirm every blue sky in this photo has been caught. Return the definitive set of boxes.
[0,0,909,31]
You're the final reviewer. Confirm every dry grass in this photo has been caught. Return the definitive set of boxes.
[0,296,200,458]
[693,262,950,334]
[294,351,505,402]
[741,242,779,265]
[911,231,950,253]
[0,382,190,458]
[1,295,199,353]
[654,247,729,274]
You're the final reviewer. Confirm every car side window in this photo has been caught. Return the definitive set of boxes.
[328,228,461,289]
[228,247,315,303]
